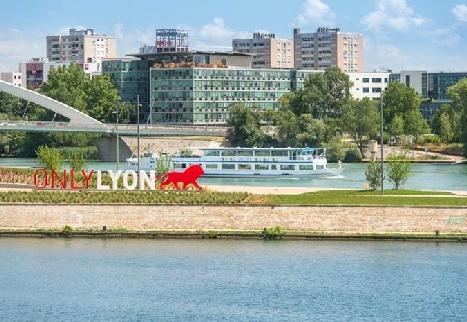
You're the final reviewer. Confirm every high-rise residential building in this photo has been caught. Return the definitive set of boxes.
[293,27,363,73]
[232,32,294,69]
[0,72,23,87]
[18,58,70,89]
[46,28,117,74]
[390,70,467,118]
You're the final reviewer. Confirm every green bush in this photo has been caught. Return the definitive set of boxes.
[344,148,362,163]
[365,160,383,190]
[262,226,284,240]
[419,134,441,144]
[54,147,99,160]
[36,146,63,170]
[386,153,412,190]
[442,143,464,156]
[326,139,345,162]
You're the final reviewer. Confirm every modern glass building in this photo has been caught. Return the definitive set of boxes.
[150,68,292,124]
[102,59,150,119]
[390,71,467,119]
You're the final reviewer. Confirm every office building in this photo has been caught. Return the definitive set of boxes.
[0,72,23,87]
[348,72,390,99]
[18,58,70,89]
[155,29,189,53]
[390,71,467,118]
[46,28,117,74]
[232,32,294,69]
[293,27,363,73]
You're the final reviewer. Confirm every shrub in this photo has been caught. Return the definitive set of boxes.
[262,226,284,240]
[419,134,441,145]
[62,225,73,236]
[386,153,412,190]
[442,143,464,156]
[344,148,362,163]
[326,139,345,162]
[69,150,86,170]
[36,146,63,170]
[365,160,383,190]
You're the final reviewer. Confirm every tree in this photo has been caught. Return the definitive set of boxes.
[36,146,63,170]
[341,98,379,156]
[439,112,455,143]
[227,104,265,147]
[302,67,352,119]
[447,78,467,156]
[404,109,430,143]
[40,64,120,122]
[365,160,383,190]
[386,153,412,190]
[431,104,460,143]
[69,150,86,171]
[382,82,422,124]
[389,115,404,140]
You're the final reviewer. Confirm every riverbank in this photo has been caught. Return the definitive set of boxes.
[1,204,465,241]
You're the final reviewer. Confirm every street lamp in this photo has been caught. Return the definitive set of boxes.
[112,107,120,171]
[380,95,384,195]
[137,95,141,180]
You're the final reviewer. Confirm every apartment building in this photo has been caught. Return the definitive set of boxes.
[232,32,294,69]
[0,72,23,87]
[348,72,390,99]
[46,28,117,74]
[293,27,363,73]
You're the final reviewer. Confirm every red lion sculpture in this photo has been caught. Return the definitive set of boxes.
[159,164,204,190]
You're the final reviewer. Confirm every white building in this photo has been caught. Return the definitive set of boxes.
[46,28,117,74]
[348,72,390,99]
[0,72,24,87]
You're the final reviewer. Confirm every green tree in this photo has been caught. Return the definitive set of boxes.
[386,153,412,190]
[382,82,422,124]
[341,98,379,156]
[69,150,86,170]
[446,78,467,156]
[365,160,383,190]
[404,109,430,143]
[439,112,455,143]
[227,103,265,147]
[389,114,404,140]
[36,146,63,170]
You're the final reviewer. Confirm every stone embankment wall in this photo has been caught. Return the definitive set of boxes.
[0,205,466,234]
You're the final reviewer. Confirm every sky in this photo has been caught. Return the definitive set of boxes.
[1,0,467,72]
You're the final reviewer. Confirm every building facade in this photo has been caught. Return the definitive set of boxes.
[102,59,150,118]
[0,72,23,87]
[46,28,117,74]
[348,72,390,100]
[18,58,70,89]
[155,29,189,53]
[232,32,294,69]
[390,71,467,118]
[293,27,363,73]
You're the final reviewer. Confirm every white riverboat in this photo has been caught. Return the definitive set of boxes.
[127,147,338,178]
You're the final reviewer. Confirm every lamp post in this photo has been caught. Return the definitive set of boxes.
[113,107,120,171]
[380,95,384,195]
[137,95,141,179]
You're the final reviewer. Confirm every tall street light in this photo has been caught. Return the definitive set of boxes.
[137,95,141,185]
[380,94,384,195]
[113,107,120,171]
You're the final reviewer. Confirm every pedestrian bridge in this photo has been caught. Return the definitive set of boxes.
[0,80,227,137]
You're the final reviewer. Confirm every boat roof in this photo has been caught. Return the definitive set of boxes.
[201,147,323,151]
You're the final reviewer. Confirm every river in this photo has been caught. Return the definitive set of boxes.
[0,238,465,320]
[1,158,466,191]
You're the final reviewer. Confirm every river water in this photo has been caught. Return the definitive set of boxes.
[1,158,466,191]
[0,238,466,321]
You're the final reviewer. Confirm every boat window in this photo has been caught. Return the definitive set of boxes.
[271,164,277,170]
[255,164,269,170]
[221,150,237,157]
[173,163,184,169]
[222,164,235,170]
[299,165,313,170]
[254,150,270,157]
[206,164,218,169]
[280,164,295,171]
[238,164,251,170]
[271,150,288,157]
[316,165,325,170]
[204,150,220,157]
[238,150,253,157]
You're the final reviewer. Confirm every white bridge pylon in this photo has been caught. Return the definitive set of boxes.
[0,80,107,128]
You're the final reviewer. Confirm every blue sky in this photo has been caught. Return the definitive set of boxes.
[1,0,467,72]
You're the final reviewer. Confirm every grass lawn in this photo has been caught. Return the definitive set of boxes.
[247,190,467,207]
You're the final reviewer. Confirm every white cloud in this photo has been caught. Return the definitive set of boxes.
[362,0,429,31]
[452,4,467,22]
[190,18,249,50]
[0,29,44,72]
[113,23,154,56]
[365,41,410,71]
[428,28,461,46]
[294,0,336,27]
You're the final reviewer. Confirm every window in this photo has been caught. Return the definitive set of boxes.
[205,164,218,169]
[271,150,288,157]
[238,164,251,170]
[372,87,382,93]
[299,165,313,170]
[173,163,184,169]
[362,78,370,83]
[238,150,253,157]
[222,164,235,170]
[362,87,370,93]
[254,150,270,157]
[221,150,237,157]
[316,165,325,170]
[280,164,295,171]
[255,164,269,171]
[271,164,277,170]
[372,78,382,83]
[204,150,220,157]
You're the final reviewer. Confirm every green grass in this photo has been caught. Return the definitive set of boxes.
[254,190,467,207]
[0,191,248,205]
